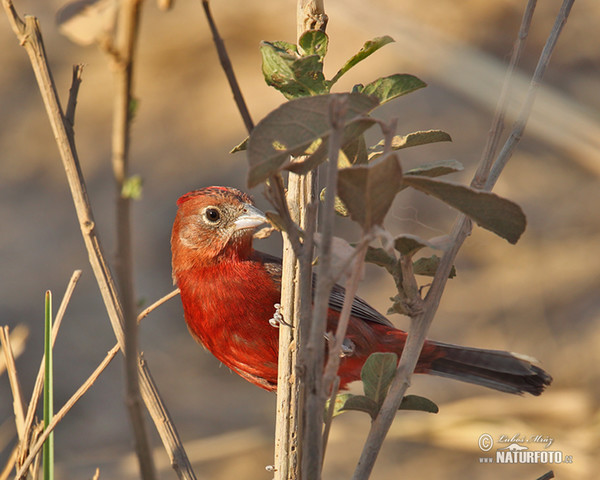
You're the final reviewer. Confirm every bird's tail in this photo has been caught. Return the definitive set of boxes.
[427,341,552,396]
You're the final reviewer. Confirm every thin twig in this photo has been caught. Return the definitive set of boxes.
[0,325,28,378]
[352,1,576,477]
[65,64,84,131]
[321,236,371,392]
[1,6,195,479]
[15,345,120,479]
[19,270,81,467]
[201,0,254,133]
[473,0,537,189]
[320,375,339,464]
[137,288,180,323]
[486,0,575,191]
[0,327,26,441]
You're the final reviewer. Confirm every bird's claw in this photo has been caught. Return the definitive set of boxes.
[268,303,293,328]
[323,333,355,357]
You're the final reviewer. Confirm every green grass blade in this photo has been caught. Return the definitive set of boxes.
[43,290,54,480]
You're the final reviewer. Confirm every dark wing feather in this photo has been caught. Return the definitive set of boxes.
[253,251,393,327]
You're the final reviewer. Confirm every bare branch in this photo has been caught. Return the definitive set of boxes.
[472,0,537,189]
[65,64,84,131]
[0,327,26,441]
[201,0,254,133]
[137,289,180,324]
[486,0,575,191]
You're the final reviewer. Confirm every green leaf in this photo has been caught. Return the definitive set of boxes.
[247,92,379,187]
[402,176,526,244]
[413,255,457,278]
[260,41,327,99]
[359,74,426,105]
[399,395,439,414]
[298,30,328,59]
[361,352,398,407]
[121,174,143,200]
[329,36,395,87]
[340,395,380,420]
[324,393,354,419]
[369,130,453,160]
[404,158,464,178]
[337,152,403,229]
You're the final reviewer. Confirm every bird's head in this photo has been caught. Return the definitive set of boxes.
[171,186,267,273]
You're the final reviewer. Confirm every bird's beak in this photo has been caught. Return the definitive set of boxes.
[234,204,268,231]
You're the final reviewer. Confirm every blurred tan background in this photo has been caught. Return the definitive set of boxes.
[1,0,599,478]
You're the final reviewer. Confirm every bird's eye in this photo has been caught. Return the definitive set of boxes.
[204,207,221,223]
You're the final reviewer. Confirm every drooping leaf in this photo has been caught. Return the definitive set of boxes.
[369,130,453,160]
[361,352,398,407]
[365,246,397,271]
[329,36,395,87]
[394,234,434,257]
[339,395,380,420]
[404,159,464,178]
[359,74,426,105]
[285,117,376,175]
[247,93,379,187]
[402,176,526,244]
[298,30,328,59]
[337,152,403,229]
[343,135,368,165]
[413,255,457,278]
[399,395,439,413]
[324,393,355,419]
[259,41,327,99]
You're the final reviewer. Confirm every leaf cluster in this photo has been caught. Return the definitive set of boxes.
[327,353,438,420]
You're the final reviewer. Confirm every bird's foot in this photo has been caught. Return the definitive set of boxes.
[268,303,293,328]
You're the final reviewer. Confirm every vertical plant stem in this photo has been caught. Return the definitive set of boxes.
[302,96,346,480]
[111,1,157,478]
[274,2,327,478]
[43,291,54,480]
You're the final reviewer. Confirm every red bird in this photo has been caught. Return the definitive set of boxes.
[171,186,551,395]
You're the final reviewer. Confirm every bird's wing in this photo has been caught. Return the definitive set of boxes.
[254,251,394,327]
